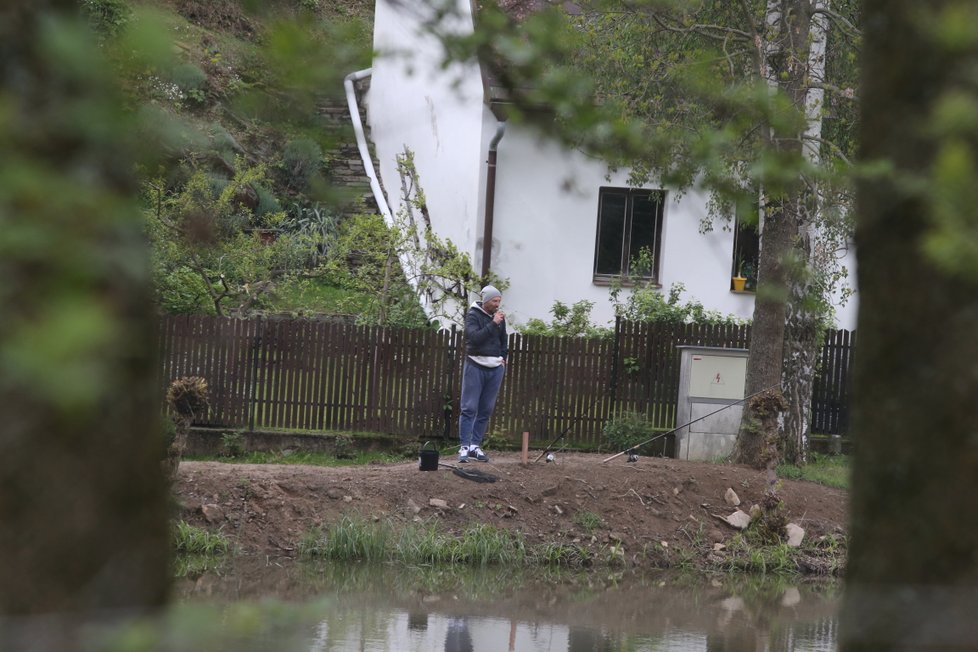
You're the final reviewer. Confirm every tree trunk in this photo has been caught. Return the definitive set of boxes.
[780,267,819,465]
[735,200,794,466]
[735,0,814,468]
[842,0,978,648]
[0,1,171,631]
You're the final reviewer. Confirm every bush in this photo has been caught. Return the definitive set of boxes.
[603,411,657,452]
[170,64,209,106]
[520,300,612,338]
[282,138,322,189]
[81,0,131,36]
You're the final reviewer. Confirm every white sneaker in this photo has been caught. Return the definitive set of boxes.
[470,446,488,462]
[458,446,469,463]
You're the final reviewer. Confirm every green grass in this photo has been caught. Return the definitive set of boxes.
[777,452,850,489]
[188,449,402,467]
[172,520,231,555]
[573,510,604,534]
[268,276,369,315]
[300,517,533,567]
[721,535,798,575]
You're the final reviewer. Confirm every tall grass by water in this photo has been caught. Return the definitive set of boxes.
[298,513,845,574]
[300,516,529,566]
[173,520,231,555]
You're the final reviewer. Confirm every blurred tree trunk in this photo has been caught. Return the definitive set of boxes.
[842,0,978,648]
[0,0,171,628]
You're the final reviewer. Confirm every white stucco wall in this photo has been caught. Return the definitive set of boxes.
[368,0,486,259]
[484,119,857,329]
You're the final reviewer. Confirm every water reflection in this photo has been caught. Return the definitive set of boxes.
[171,558,840,651]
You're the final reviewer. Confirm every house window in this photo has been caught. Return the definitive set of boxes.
[732,204,760,291]
[593,188,665,282]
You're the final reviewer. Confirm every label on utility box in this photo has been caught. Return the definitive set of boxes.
[688,355,747,400]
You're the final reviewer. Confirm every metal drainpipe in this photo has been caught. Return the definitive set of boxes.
[480,122,507,281]
[345,67,432,315]
[343,68,394,225]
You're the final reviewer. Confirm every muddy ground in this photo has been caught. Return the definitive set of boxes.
[174,452,847,572]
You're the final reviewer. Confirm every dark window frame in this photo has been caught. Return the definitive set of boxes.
[592,187,666,285]
[731,203,760,292]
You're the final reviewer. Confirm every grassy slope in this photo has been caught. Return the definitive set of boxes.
[133,0,380,318]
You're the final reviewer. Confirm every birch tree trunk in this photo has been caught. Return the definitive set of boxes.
[781,232,819,464]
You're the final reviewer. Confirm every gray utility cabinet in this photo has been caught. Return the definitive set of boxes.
[675,346,748,460]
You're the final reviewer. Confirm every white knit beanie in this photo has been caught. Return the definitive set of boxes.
[481,285,502,303]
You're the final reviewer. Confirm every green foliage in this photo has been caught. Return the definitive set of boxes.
[611,250,745,325]
[302,516,391,562]
[81,0,131,36]
[299,518,527,566]
[161,415,178,450]
[602,411,657,452]
[170,62,208,105]
[392,148,508,324]
[322,212,431,327]
[535,543,593,567]
[221,432,245,457]
[91,1,377,320]
[332,435,354,459]
[146,165,320,316]
[172,521,231,555]
[520,300,612,338]
[282,137,323,190]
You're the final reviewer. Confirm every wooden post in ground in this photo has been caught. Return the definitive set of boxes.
[521,431,529,466]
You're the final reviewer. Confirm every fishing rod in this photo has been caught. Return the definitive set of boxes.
[533,318,622,463]
[600,382,783,464]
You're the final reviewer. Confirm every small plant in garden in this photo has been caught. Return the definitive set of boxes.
[221,431,244,457]
[480,429,506,452]
[602,411,657,453]
[604,542,627,567]
[282,138,323,190]
[573,510,603,534]
[333,435,354,459]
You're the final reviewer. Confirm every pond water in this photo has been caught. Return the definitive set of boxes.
[166,557,841,652]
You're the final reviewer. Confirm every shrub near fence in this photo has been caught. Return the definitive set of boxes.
[158,315,854,447]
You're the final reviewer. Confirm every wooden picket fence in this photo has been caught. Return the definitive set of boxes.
[158,315,854,447]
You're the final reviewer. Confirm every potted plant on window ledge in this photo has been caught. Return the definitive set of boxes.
[732,261,748,292]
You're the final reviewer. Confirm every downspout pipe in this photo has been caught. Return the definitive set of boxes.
[345,67,434,316]
[480,121,506,281]
[343,68,394,225]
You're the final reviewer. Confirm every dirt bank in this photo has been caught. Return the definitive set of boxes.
[174,452,847,572]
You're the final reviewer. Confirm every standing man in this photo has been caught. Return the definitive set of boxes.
[458,285,507,463]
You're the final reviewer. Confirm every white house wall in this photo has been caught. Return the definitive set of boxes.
[368,0,486,259]
[367,0,858,330]
[489,124,858,329]
[490,121,736,328]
